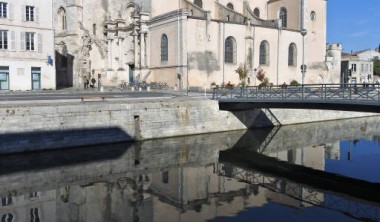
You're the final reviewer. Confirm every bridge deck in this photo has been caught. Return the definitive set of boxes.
[214,84,380,113]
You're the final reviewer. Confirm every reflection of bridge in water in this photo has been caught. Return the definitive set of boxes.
[213,84,380,113]
[216,163,380,222]
[0,117,379,221]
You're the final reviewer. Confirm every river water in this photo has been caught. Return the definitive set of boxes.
[0,116,380,222]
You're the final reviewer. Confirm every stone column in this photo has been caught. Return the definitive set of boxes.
[118,37,124,70]
[107,39,113,70]
[145,33,150,68]
[140,32,146,68]
[133,30,139,80]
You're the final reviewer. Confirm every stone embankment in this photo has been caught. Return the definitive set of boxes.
[0,98,378,154]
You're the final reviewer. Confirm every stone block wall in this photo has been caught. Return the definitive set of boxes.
[0,98,378,154]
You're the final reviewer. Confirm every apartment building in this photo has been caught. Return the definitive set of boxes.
[0,0,55,91]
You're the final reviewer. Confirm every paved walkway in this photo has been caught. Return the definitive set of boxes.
[0,86,215,105]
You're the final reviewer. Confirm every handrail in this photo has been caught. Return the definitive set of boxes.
[212,84,380,103]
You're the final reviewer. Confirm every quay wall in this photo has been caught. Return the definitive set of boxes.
[0,98,378,154]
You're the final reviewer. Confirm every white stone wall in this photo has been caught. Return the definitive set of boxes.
[0,0,56,90]
[1,99,378,154]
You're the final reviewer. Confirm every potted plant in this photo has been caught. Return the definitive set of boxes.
[235,64,248,87]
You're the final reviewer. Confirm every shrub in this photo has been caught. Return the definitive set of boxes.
[290,79,300,86]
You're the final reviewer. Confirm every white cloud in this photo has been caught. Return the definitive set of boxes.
[349,31,369,37]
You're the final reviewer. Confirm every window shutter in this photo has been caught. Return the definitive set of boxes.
[21,5,26,21]
[37,33,42,52]
[20,32,25,51]
[10,31,15,51]
[35,7,39,23]
[8,3,13,20]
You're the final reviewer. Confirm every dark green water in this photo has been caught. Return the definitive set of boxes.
[0,117,379,222]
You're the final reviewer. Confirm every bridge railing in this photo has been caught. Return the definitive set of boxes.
[212,84,380,103]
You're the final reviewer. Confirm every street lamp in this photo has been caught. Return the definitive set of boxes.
[300,29,307,85]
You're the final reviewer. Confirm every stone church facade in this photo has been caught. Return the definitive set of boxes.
[54,0,339,89]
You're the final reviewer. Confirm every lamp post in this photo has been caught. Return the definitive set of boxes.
[300,29,307,85]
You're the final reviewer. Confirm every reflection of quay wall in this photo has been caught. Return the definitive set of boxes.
[0,131,265,221]
[263,116,380,154]
[0,99,378,153]
[0,131,244,196]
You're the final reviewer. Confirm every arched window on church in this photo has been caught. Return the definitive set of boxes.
[279,7,287,28]
[161,34,168,62]
[57,7,67,31]
[227,3,234,10]
[194,0,203,8]
[225,36,236,64]
[259,41,269,65]
[288,43,297,66]
[254,8,260,18]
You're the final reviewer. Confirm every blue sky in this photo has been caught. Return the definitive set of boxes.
[327,0,380,53]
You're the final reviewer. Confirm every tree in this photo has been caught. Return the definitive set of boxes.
[373,56,380,76]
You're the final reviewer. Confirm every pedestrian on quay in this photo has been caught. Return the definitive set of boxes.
[83,76,89,90]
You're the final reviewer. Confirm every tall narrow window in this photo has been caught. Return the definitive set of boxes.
[194,0,203,8]
[259,41,269,65]
[254,8,260,18]
[288,43,297,66]
[279,7,287,28]
[57,7,66,31]
[93,23,96,35]
[0,30,8,50]
[1,213,14,222]
[0,2,7,18]
[25,32,35,51]
[30,208,40,222]
[1,195,12,206]
[225,36,236,64]
[26,6,35,21]
[162,171,169,184]
[227,3,234,10]
[160,34,168,62]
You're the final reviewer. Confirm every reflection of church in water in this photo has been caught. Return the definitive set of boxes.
[0,134,345,221]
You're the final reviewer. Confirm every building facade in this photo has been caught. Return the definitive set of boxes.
[0,0,55,91]
[54,0,336,90]
[341,50,376,84]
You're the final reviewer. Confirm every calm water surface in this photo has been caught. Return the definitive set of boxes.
[0,117,380,222]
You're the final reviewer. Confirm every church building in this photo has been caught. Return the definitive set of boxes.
[54,0,338,90]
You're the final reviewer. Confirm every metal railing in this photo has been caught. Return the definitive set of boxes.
[212,84,380,103]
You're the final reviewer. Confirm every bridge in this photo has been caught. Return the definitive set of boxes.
[212,84,380,113]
